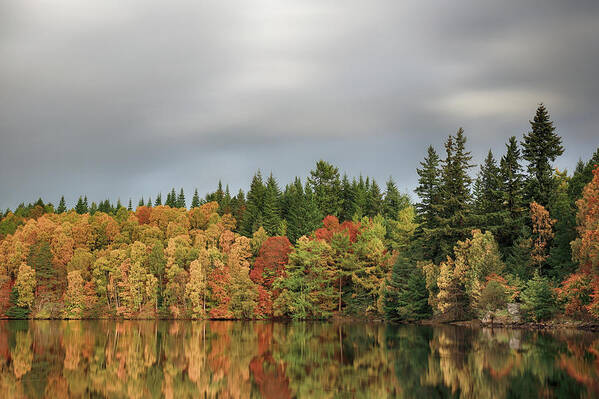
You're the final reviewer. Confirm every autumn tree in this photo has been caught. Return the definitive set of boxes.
[530,202,555,273]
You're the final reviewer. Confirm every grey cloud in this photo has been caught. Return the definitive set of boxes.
[1,0,598,209]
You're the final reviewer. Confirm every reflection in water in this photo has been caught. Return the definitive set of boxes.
[0,321,597,398]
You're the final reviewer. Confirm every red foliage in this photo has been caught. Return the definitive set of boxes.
[251,236,292,318]
[250,237,292,288]
[314,215,361,243]
[557,273,594,318]
[135,206,152,225]
[208,263,231,319]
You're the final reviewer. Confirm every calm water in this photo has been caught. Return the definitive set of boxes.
[0,321,597,398]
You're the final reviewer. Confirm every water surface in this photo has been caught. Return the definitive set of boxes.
[0,320,597,398]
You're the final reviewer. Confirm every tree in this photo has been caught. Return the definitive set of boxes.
[383,257,431,322]
[15,263,36,309]
[154,193,162,206]
[273,237,336,319]
[263,174,282,235]
[414,145,442,260]
[473,150,503,236]
[547,170,577,280]
[185,250,209,318]
[56,196,67,214]
[475,276,509,322]
[498,136,526,251]
[176,188,186,209]
[191,189,201,208]
[435,129,475,260]
[240,171,266,236]
[521,104,564,207]
[75,196,88,214]
[285,179,322,243]
[366,179,383,217]
[383,177,408,220]
[307,160,343,218]
[530,202,555,273]
[520,271,556,321]
[64,270,86,318]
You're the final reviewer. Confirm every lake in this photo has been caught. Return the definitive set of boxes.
[0,321,597,398]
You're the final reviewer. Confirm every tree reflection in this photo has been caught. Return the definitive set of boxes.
[0,320,597,398]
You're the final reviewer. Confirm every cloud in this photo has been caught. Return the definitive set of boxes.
[1,0,598,209]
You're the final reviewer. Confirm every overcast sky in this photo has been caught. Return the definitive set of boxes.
[1,0,598,210]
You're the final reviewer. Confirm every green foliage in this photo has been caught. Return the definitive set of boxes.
[521,272,557,321]
[307,160,343,218]
[383,257,431,322]
[522,104,564,207]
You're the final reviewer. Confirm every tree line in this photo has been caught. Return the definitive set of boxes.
[0,103,598,322]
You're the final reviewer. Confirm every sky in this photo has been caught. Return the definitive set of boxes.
[1,0,598,210]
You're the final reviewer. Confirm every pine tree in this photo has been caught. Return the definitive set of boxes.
[547,170,577,280]
[413,146,442,262]
[568,148,599,203]
[473,150,503,236]
[75,196,88,214]
[166,188,177,207]
[146,197,152,207]
[436,128,475,259]
[308,160,343,217]
[383,177,408,220]
[191,189,201,208]
[339,174,356,221]
[176,188,186,209]
[498,136,526,251]
[128,199,132,211]
[263,173,282,235]
[240,171,266,236]
[56,196,67,214]
[366,179,383,217]
[522,104,564,207]
[384,257,431,322]
[138,197,145,208]
[154,193,162,206]
[285,178,322,243]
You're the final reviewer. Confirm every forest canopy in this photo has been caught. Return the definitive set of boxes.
[1,104,598,322]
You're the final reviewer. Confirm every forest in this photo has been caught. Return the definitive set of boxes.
[0,104,598,323]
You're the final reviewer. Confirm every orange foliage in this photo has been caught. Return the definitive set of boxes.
[530,202,555,268]
[314,215,360,243]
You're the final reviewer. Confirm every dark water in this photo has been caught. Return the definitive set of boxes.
[0,321,598,398]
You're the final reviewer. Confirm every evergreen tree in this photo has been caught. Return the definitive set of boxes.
[413,146,442,260]
[146,197,152,207]
[383,177,408,220]
[230,189,246,229]
[521,104,564,207]
[128,199,132,211]
[75,196,88,214]
[89,202,98,215]
[354,176,368,219]
[166,188,177,207]
[473,150,503,236]
[384,257,431,322]
[56,196,67,214]
[547,170,577,280]
[366,179,383,217]
[307,160,343,217]
[285,178,323,243]
[263,173,282,235]
[521,271,557,321]
[436,129,475,259]
[138,197,145,208]
[191,189,201,208]
[240,171,266,236]
[498,136,526,251]
[176,188,186,209]
[155,193,162,206]
[339,174,357,221]
[568,148,599,203]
